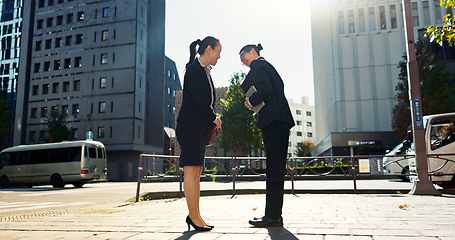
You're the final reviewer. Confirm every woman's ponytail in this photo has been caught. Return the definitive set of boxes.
[186,39,201,69]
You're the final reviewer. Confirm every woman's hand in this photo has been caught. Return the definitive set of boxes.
[214,117,222,130]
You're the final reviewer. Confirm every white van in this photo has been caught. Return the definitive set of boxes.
[383,112,455,188]
[382,141,414,181]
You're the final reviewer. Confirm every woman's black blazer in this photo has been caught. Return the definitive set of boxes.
[177,60,216,128]
[241,57,295,129]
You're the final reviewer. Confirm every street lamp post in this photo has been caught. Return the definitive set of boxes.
[402,0,441,195]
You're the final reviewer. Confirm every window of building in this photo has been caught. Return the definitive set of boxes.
[101,53,107,64]
[41,107,48,118]
[369,7,376,31]
[75,57,82,67]
[38,0,45,8]
[55,37,62,48]
[102,30,108,41]
[65,35,72,46]
[296,110,301,115]
[42,84,49,94]
[32,85,39,95]
[58,0,63,4]
[307,132,313,137]
[56,15,63,25]
[296,121,302,125]
[167,87,171,95]
[62,105,68,114]
[34,63,40,73]
[53,60,60,70]
[72,104,79,116]
[358,9,365,32]
[297,132,302,137]
[44,61,50,71]
[435,1,443,24]
[99,102,106,113]
[77,11,84,21]
[306,111,312,116]
[31,108,38,118]
[98,127,105,138]
[52,82,59,93]
[307,122,312,127]
[63,81,70,92]
[348,10,355,33]
[46,17,53,28]
[35,41,42,51]
[76,34,83,44]
[390,5,397,29]
[71,128,78,140]
[64,58,71,68]
[379,6,386,30]
[48,0,54,6]
[412,2,419,26]
[45,39,51,49]
[37,19,43,29]
[29,131,36,142]
[173,90,176,97]
[73,80,80,91]
[67,13,73,24]
[423,1,430,26]
[338,11,345,34]
[100,77,106,88]
[103,7,109,18]
[110,102,114,112]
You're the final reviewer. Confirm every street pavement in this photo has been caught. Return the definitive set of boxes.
[1,180,455,239]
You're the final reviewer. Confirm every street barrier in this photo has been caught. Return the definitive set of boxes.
[135,154,455,202]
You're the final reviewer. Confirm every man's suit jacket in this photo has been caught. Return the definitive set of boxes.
[241,57,295,129]
[177,59,216,128]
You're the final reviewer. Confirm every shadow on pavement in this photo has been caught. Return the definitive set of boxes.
[268,227,299,240]
[174,231,199,240]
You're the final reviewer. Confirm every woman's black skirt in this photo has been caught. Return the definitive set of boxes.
[176,122,207,167]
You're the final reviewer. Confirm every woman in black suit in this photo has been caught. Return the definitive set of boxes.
[176,36,222,231]
[239,44,295,228]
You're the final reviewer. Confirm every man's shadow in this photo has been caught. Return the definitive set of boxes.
[268,227,299,240]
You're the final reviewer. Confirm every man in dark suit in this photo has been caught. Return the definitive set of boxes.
[239,44,295,227]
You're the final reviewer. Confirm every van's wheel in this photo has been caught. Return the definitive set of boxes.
[400,167,410,182]
[25,183,34,188]
[50,174,66,188]
[0,175,10,188]
[72,182,84,188]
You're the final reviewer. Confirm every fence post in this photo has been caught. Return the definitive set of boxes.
[290,157,295,195]
[351,156,357,194]
[231,157,236,197]
[135,155,144,202]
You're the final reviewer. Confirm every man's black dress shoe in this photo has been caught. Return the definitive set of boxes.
[248,216,283,227]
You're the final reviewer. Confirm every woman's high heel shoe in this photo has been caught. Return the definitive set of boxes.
[186,216,212,231]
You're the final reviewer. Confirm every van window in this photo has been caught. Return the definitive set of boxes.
[97,148,103,159]
[430,117,455,150]
[88,147,97,158]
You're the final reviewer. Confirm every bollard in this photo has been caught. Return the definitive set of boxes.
[135,155,144,202]
[351,156,357,194]
[290,157,295,195]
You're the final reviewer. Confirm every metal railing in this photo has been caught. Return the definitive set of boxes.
[135,153,455,201]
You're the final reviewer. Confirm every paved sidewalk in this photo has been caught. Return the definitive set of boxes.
[1,193,455,239]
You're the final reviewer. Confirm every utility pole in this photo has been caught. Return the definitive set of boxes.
[402,0,441,195]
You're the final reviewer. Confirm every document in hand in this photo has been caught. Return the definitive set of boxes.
[245,85,265,113]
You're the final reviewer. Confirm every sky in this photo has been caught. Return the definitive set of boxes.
[164,0,314,105]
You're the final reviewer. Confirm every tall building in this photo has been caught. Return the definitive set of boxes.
[163,57,182,155]
[310,0,451,156]
[15,0,166,181]
[0,0,22,146]
[287,97,315,157]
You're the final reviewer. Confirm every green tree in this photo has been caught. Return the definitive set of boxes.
[426,1,455,46]
[46,106,70,142]
[0,96,11,150]
[393,39,455,139]
[220,72,263,156]
[294,140,314,157]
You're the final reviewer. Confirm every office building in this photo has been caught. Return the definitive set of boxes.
[0,0,22,146]
[15,0,166,181]
[310,0,451,156]
[287,97,315,157]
